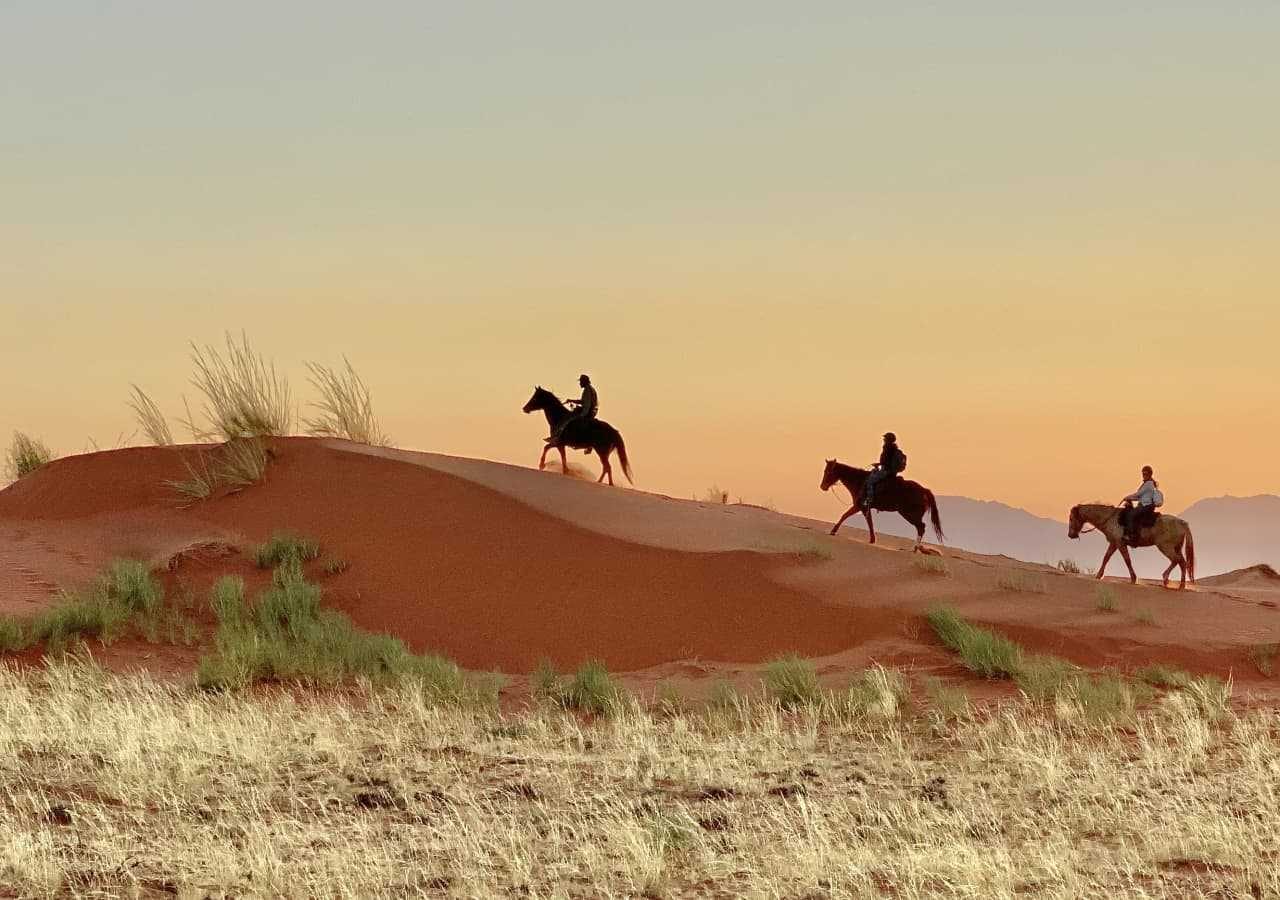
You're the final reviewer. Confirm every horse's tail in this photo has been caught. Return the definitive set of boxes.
[1183,524,1196,584]
[925,488,945,542]
[614,431,634,484]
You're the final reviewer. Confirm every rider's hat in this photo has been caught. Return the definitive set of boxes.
[883,432,896,442]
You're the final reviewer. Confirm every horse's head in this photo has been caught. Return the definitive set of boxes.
[1067,504,1083,539]
[522,386,553,414]
[820,458,839,492]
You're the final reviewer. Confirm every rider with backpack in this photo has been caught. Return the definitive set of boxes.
[861,432,907,508]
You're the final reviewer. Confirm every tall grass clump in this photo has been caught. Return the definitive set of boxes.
[216,437,269,488]
[561,661,625,716]
[1095,585,1119,612]
[926,606,1022,679]
[253,532,321,569]
[186,332,292,441]
[5,431,52,480]
[127,385,174,446]
[763,654,822,709]
[165,450,219,504]
[304,358,389,445]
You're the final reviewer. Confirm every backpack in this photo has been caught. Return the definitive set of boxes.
[890,448,907,475]
[1151,487,1164,507]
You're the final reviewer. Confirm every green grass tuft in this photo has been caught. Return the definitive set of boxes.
[1134,608,1157,626]
[1135,664,1192,689]
[562,661,625,716]
[995,570,1047,594]
[763,654,822,709]
[253,532,321,569]
[925,606,1022,679]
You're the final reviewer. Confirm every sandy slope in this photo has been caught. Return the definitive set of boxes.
[1,438,1277,684]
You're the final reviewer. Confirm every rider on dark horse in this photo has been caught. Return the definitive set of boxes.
[1120,465,1163,544]
[546,374,598,445]
[861,432,907,508]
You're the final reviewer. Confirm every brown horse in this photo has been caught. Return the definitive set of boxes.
[522,387,633,486]
[820,459,944,551]
[1067,503,1195,589]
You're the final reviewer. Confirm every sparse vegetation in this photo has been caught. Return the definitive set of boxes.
[1095,585,1119,612]
[197,562,488,697]
[323,558,350,576]
[304,358,389,445]
[1136,664,1193,689]
[763,654,822,709]
[215,436,269,488]
[253,531,321,569]
[996,570,1047,594]
[923,675,969,720]
[5,430,53,481]
[1135,608,1157,626]
[1056,558,1082,574]
[165,449,219,503]
[530,659,626,716]
[186,332,292,440]
[699,485,730,505]
[127,385,174,446]
[0,560,176,653]
[0,657,1273,897]
[1248,643,1277,676]
[926,606,1022,678]
[913,555,950,577]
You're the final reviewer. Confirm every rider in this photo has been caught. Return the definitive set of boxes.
[861,432,906,509]
[546,374,599,443]
[1121,465,1163,544]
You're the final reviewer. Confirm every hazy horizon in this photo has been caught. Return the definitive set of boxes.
[5,2,1278,521]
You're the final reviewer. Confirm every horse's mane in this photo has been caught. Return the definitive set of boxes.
[831,461,870,478]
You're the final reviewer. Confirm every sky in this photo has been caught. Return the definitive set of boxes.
[3,2,1278,520]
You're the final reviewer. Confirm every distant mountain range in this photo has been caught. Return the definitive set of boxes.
[869,494,1279,579]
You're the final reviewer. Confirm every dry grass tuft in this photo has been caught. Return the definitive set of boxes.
[304,358,389,445]
[126,385,174,446]
[1095,585,1119,612]
[913,555,950,577]
[186,332,292,440]
[996,570,1048,594]
[5,430,53,481]
[1056,558,1082,574]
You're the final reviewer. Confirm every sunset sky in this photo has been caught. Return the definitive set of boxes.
[4,2,1277,520]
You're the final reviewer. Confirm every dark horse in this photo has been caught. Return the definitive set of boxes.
[523,387,633,486]
[820,459,944,551]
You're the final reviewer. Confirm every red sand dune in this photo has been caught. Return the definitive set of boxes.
[2,438,1278,688]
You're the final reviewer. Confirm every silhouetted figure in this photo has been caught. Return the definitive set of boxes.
[861,432,907,509]
[547,374,598,444]
[820,458,943,551]
[1120,465,1163,545]
[523,385,632,485]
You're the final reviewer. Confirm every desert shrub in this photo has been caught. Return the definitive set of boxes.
[1134,608,1157,626]
[216,437,269,488]
[6,431,52,481]
[186,332,292,440]
[914,556,950,577]
[763,655,821,709]
[1095,586,1119,613]
[996,570,1047,594]
[127,385,174,446]
[253,532,321,569]
[926,606,1022,679]
[1056,558,1082,575]
[836,665,909,720]
[304,358,389,445]
[562,661,625,716]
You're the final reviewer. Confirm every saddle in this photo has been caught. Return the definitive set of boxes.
[1119,505,1160,531]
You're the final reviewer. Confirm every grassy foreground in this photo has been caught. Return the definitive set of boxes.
[1,661,1276,898]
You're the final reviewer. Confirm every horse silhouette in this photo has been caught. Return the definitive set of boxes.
[820,459,944,551]
[523,387,633,486]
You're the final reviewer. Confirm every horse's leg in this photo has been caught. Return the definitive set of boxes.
[1161,557,1176,589]
[558,445,568,475]
[538,444,551,470]
[830,505,859,536]
[598,446,613,484]
[1117,545,1138,584]
[1097,543,1117,579]
[904,512,925,552]
[864,509,876,544]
